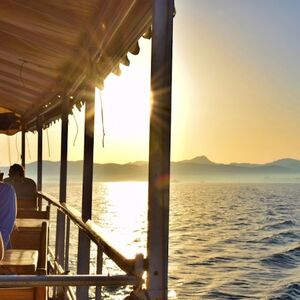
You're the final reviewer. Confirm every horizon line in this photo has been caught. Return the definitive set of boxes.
[1,156,299,168]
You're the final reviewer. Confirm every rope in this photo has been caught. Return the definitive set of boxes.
[15,134,20,163]
[72,109,79,147]
[7,136,11,166]
[46,128,51,157]
[26,135,31,160]
[99,90,105,147]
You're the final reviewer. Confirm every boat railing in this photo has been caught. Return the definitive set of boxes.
[39,191,146,276]
[0,274,142,287]
[0,274,142,300]
[0,191,145,299]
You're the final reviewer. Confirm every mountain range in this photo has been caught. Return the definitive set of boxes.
[2,156,300,183]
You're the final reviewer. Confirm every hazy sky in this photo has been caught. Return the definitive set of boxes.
[172,0,300,164]
[0,0,300,166]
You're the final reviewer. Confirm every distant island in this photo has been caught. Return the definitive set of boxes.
[2,156,300,183]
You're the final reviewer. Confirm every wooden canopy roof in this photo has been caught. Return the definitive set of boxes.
[0,0,152,134]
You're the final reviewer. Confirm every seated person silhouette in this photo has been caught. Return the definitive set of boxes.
[0,176,17,253]
[4,164,37,202]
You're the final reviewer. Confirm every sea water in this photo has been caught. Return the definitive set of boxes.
[44,182,300,299]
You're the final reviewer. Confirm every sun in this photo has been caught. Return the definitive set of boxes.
[96,70,151,141]
[93,45,152,163]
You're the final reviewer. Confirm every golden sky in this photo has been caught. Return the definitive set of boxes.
[1,0,300,166]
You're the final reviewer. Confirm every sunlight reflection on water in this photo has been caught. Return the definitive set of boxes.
[45,181,149,299]
[92,181,148,258]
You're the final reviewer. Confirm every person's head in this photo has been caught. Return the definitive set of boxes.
[0,171,3,181]
[8,164,25,178]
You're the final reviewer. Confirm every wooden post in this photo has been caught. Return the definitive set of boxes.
[21,124,26,167]
[77,83,95,300]
[95,246,103,300]
[55,96,68,267]
[147,0,174,299]
[65,217,71,271]
[37,116,43,192]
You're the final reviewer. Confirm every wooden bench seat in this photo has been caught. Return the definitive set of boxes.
[17,206,50,220]
[0,249,46,300]
[0,285,47,300]
[0,287,35,300]
[17,198,38,210]
[0,249,38,275]
[1,212,49,299]
[11,220,48,274]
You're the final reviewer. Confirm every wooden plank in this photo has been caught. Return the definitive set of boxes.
[15,218,47,231]
[11,231,41,250]
[17,198,38,210]
[0,288,35,300]
[0,249,38,275]
[0,286,46,300]
[17,207,50,219]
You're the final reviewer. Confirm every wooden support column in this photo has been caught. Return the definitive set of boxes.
[21,124,26,167]
[55,96,68,268]
[95,247,103,300]
[147,0,174,299]
[37,117,43,192]
[77,83,95,300]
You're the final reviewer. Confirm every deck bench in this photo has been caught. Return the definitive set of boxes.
[0,249,38,275]
[11,220,48,274]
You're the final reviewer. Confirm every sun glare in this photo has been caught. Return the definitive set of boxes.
[93,46,151,163]
[98,70,151,140]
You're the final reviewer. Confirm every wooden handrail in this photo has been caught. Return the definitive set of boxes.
[38,192,145,275]
[0,274,143,287]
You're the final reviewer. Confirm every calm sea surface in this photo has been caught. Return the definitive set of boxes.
[44,182,300,299]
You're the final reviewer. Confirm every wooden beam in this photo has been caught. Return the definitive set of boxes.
[55,96,69,268]
[77,82,95,300]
